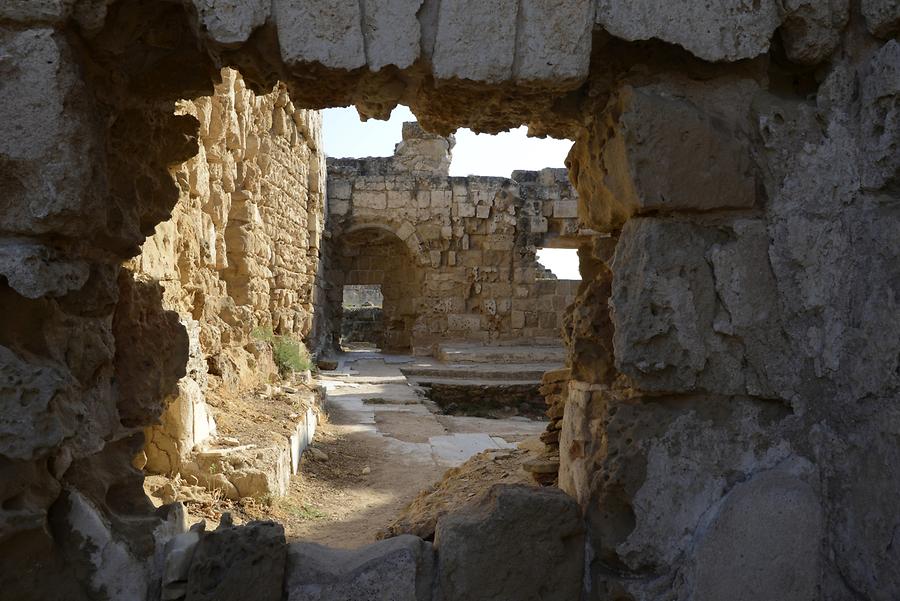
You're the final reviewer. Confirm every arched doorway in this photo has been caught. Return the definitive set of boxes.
[327,226,422,352]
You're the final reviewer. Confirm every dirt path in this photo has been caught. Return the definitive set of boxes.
[274,352,546,548]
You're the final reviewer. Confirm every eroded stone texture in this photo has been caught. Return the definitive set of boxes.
[185,521,286,601]
[286,535,434,601]
[862,0,900,37]
[568,78,758,231]
[434,484,584,601]
[594,0,781,62]
[274,0,367,70]
[780,0,849,65]
[190,0,270,46]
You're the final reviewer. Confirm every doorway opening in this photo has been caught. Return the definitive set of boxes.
[340,284,385,351]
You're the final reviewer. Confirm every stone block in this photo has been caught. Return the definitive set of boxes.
[456,200,476,218]
[779,0,849,65]
[514,0,593,84]
[285,535,433,601]
[552,200,578,219]
[447,314,482,332]
[361,0,422,71]
[571,83,756,230]
[595,0,781,62]
[691,469,823,601]
[433,0,517,82]
[862,0,900,37]
[273,0,366,69]
[529,216,548,233]
[434,485,584,601]
[475,204,491,218]
[609,217,788,398]
[511,310,526,329]
[354,190,387,210]
[185,521,286,601]
[191,0,270,45]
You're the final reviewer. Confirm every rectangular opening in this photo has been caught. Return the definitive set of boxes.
[536,248,581,281]
[340,284,385,350]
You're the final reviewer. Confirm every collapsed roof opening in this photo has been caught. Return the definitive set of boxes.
[323,105,573,178]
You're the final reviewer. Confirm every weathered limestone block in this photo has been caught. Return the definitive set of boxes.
[285,535,433,601]
[361,0,423,71]
[570,82,756,231]
[861,40,900,192]
[862,0,900,37]
[0,242,89,299]
[594,0,781,62]
[779,0,849,65]
[185,521,286,601]
[609,218,787,398]
[434,484,584,601]
[690,468,823,601]
[0,28,103,239]
[0,346,77,461]
[273,0,366,69]
[190,0,270,45]
[432,0,518,83]
[559,389,806,588]
[393,122,455,176]
[0,0,75,23]
[514,0,593,84]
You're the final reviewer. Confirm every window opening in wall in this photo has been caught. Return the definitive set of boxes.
[536,248,582,281]
[340,284,385,351]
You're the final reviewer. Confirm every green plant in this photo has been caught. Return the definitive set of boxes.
[272,336,312,376]
[252,325,312,377]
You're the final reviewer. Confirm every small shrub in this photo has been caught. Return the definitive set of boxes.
[252,325,312,377]
[272,336,312,377]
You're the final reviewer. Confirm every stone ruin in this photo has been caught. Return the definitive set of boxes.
[1,1,899,600]
[325,121,587,353]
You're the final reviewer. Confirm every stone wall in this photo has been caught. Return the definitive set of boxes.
[129,68,326,475]
[1,1,899,600]
[325,122,586,353]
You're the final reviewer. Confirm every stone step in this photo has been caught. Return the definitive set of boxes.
[434,343,566,364]
[400,363,555,381]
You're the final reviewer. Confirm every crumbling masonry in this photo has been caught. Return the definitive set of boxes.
[0,1,898,600]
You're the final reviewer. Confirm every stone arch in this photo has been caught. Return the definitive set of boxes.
[326,224,425,352]
[341,219,430,268]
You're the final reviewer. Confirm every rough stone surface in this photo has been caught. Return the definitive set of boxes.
[434,484,584,601]
[569,79,758,231]
[514,0,594,83]
[594,0,782,62]
[779,0,849,65]
[361,0,423,71]
[185,521,286,601]
[862,0,900,37]
[285,534,434,601]
[432,0,518,83]
[2,2,899,600]
[273,0,367,69]
[190,0,270,45]
[691,467,823,601]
